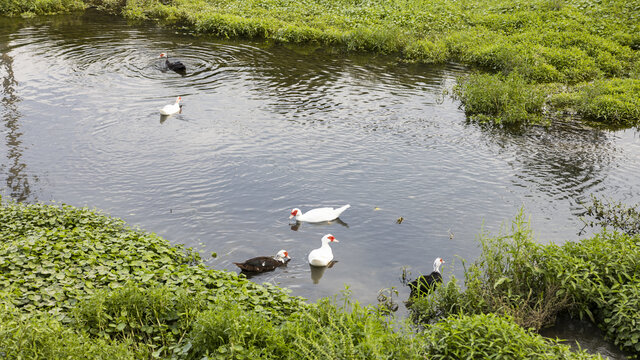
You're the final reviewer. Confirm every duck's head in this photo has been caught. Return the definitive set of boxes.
[159,53,167,58]
[322,234,339,244]
[433,257,445,273]
[289,208,301,219]
[275,249,290,261]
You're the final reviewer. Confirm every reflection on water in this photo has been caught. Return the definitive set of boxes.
[541,313,631,360]
[289,218,349,231]
[309,264,328,284]
[0,10,638,359]
[0,36,38,202]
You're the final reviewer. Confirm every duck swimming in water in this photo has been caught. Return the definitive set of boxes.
[233,250,290,273]
[308,234,339,267]
[290,205,350,223]
[159,53,186,73]
[159,96,182,116]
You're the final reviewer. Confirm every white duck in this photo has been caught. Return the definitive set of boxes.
[308,234,339,267]
[159,96,182,115]
[290,204,350,223]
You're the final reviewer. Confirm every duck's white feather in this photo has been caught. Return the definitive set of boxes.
[292,204,350,223]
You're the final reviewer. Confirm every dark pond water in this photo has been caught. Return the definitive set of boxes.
[1,9,638,358]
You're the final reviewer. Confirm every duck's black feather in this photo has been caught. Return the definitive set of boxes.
[233,256,289,273]
[408,271,442,297]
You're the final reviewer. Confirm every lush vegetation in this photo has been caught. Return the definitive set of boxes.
[0,198,603,359]
[409,208,640,355]
[0,0,85,16]
[423,313,599,359]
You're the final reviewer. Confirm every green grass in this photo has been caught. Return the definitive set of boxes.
[424,313,601,359]
[0,0,85,16]
[409,207,640,355]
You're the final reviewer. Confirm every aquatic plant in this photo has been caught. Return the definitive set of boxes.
[0,197,305,323]
[453,73,546,125]
[580,195,640,236]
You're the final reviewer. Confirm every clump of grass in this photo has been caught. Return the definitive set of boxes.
[73,285,206,357]
[453,73,547,126]
[417,210,570,330]
[574,78,640,126]
[0,0,85,16]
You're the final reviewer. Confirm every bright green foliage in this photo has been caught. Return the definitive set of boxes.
[547,230,640,354]
[0,300,141,359]
[189,301,281,359]
[453,73,546,125]
[574,79,640,126]
[409,209,640,356]
[601,283,640,353]
[423,313,602,359]
[73,285,206,357]
[280,297,425,360]
[0,0,85,16]
[0,198,305,323]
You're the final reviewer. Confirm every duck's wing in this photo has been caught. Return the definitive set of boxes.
[233,256,279,272]
[300,207,337,222]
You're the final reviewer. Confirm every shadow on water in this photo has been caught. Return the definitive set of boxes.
[289,217,349,231]
[541,313,632,360]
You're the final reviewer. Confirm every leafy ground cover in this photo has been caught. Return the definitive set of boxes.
[0,198,602,359]
[409,208,640,355]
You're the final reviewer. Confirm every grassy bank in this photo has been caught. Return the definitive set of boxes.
[91,0,640,127]
[0,198,602,359]
[0,0,85,16]
[2,0,639,126]
[409,208,640,355]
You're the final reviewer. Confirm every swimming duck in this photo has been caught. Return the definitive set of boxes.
[159,96,182,115]
[308,234,339,267]
[159,53,186,72]
[233,250,290,273]
[290,204,350,223]
[409,257,444,296]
